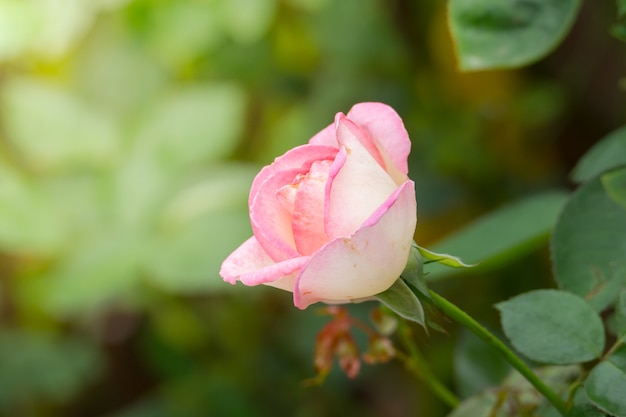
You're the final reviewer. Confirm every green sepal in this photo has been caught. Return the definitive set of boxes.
[376,278,426,329]
[400,243,430,299]
[389,243,449,334]
[417,245,476,268]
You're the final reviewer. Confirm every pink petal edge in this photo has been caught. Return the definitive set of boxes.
[346,102,411,181]
[219,236,309,288]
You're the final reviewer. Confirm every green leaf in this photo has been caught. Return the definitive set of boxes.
[375,279,426,328]
[613,23,626,42]
[426,192,568,280]
[132,82,247,173]
[496,289,605,364]
[565,404,608,417]
[0,162,67,254]
[44,233,142,317]
[571,126,626,183]
[218,0,277,43]
[551,177,626,309]
[602,167,626,209]
[616,290,626,339]
[399,243,429,298]
[143,166,256,293]
[586,345,626,417]
[1,76,120,172]
[417,245,475,268]
[448,0,581,71]
[619,0,626,18]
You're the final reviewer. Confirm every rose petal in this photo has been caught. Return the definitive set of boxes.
[250,168,302,260]
[325,116,398,239]
[309,123,338,147]
[294,180,416,309]
[220,236,308,290]
[346,102,411,183]
[292,160,332,255]
[336,112,387,170]
[249,144,338,207]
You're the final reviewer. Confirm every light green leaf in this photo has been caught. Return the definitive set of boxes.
[417,245,475,268]
[448,0,581,71]
[0,0,113,61]
[496,290,605,364]
[375,279,426,328]
[44,233,142,317]
[144,210,252,293]
[1,76,120,172]
[552,177,626,307]
[586,345,626,417]
[426,192,568,280]
[602,167,626,209]
[572,126,626,183]
[218,0,277,44]
[146,1,224,67]
[132,83,247,173]
[143,166,257,293]
[0,163,67,254]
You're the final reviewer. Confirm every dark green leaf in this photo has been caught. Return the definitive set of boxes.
[613,23,626,42]
[571,126,626,183]
[602,167,626,209]
[448,0,581,71]
[496,290,605,364]
[586,345,626,417]
[375,279,426,328]
[0,330,102,409]
[552,177,626,309]
[618,0,626,18]
[565,404,608,417]
[400,243,429,299]
[426,192,568,280]
[616,290,626,339]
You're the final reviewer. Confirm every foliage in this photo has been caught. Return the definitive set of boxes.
[0,0,624,416]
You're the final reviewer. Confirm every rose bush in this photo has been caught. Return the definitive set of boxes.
[220,102,417,308]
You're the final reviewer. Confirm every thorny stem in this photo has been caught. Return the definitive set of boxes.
[427,290,568,415]
[397,324,460,408]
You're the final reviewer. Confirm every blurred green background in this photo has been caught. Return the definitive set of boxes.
[0,0,623,416]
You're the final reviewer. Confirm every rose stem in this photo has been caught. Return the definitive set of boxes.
[427,289,568,415]
[396,323,460,408]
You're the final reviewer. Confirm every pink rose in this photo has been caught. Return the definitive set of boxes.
[220,102,417,309]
